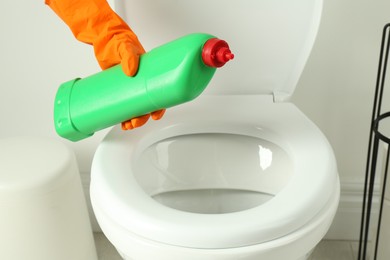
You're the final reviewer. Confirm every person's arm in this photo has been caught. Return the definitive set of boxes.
[46,0,165,129]
[45,0,144,76]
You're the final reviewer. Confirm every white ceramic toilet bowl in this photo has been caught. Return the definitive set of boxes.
[91,1,338,258]
[91,95,340,260]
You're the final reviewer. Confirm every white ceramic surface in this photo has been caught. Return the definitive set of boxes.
[90,0,340,259]
[91,96,339,251]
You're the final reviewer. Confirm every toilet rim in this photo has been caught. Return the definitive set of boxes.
[91,97,339,249]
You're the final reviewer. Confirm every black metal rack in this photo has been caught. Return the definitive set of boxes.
[358,23,390,260]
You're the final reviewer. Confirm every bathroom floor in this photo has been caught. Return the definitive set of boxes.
[94,232,359,260]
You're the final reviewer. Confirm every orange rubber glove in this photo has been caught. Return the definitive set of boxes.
[46,0,165,129]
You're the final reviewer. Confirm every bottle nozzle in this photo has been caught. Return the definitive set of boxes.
[202,38,234,68]
[224,52,235,61]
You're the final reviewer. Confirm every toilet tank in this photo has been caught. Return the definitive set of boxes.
[114,0,322,100]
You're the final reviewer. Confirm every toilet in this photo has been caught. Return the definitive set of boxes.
[90,0,340,259]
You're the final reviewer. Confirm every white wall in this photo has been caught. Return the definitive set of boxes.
[0,1,109,174]
[376,164,390,259]
[1,0,390,237]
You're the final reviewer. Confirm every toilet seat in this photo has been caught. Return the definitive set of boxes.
[91,95,339,249]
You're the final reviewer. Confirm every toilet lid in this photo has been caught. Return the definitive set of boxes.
[114,0,323,99]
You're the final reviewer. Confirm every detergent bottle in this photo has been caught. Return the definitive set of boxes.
[54,33,234,141]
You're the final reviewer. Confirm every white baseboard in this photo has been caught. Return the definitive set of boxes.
[80,172,379,240]
[325,179,380,241]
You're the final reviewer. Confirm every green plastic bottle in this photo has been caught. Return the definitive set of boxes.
[54,33,234,141]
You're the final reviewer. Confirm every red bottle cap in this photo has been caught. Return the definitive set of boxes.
[202,38,234,68]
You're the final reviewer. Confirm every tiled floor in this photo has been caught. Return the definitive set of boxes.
[94,232,359,260]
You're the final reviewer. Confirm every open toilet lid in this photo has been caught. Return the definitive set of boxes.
[113,0,323,100]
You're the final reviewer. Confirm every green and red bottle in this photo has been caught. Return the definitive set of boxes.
[54,33,234,141]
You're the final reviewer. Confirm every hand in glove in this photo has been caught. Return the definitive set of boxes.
[46,0,165,129]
